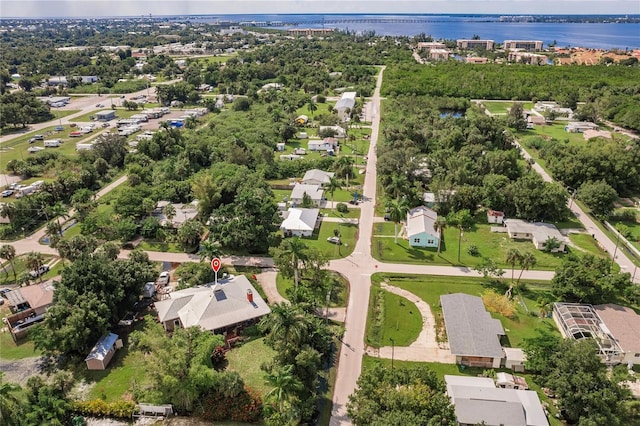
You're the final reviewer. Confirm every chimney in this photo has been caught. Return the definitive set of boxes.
[246,289,253,303]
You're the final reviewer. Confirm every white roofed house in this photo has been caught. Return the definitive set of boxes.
[154,275,271,336]
[319,126,346,139]
[289,183,324,207]
[301,169,335,186]
[308,138,338,152]
[503,219,566,252]
[280,208,320,237]
[334,91,357,122]
[406,206,439,248]
[153,201,199,228]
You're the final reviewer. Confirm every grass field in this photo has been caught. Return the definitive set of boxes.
[370,274,558,348]
[568,233,610,258]
[372,222,567,270]
[137,241,184,253]
[271,186,361,204]
[0,331,41,360]
[226,337,276,396]
[299,221,358,259]
[361,356,562,426]
[365,284,422,348]
[481,101,534,115]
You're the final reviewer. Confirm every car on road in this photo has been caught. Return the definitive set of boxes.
[327,236,342,245]
[95,103,104,107]
[1,190,14,197]
[158,271,170,286]
[28,265,50,279]
[0,288,11,297]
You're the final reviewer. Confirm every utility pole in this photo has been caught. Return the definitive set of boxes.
[390,337,395,370]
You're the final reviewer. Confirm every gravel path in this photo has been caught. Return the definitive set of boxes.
[0,356,42,385]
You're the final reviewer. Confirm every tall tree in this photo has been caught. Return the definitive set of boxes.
[307,99,318,119]
[0,373,23,426]
[265,364,304,413]
[435,216,447,256]
[275,237,310,288]
[25,251,45,282]
[516,252,537,287]
[446,209,474,263]
[326,176,342,212]
[47,202,69,237]
[385,198,410,244]
[505,248,522,283]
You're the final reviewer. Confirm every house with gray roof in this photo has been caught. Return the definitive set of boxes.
[302,169,335,186]
[290,183,324,207]
[445,375,549,426]
[154,275,270,334]
[441,293,505,368]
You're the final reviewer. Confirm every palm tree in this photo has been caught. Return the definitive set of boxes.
[162,203,176,227]
[307,99,318,119]
[516,252,537,287]
[384,174,410,200]
[0,373,23,426]
[264,364,303,413]
[47,202,69,237]
[260,303,306,348]
[505,249,522,283]
[326,176,342,212]
[0,244,18,282]
[280,237,309,288]
[199,238,222,263]
[25,251,45,283]
[536,296,553,318]
[435,216,447,256]
[447,209,474,263]
[335,156,355,189]
[386,198,410,244]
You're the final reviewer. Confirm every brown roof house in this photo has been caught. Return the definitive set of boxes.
[593,304,640,366]
[155,275,271,334]
[5,281,56,341]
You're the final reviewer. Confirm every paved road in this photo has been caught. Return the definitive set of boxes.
[514,140,639,283]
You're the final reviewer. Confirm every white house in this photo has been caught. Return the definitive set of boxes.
[302,169,335,186]
[565,121,599,133]
[487,210,505,224]
[406,206,439,248]
[445,375,548,426]
[334,91,356,121]
[290,183,324,207]
[308,137,338,152]
[280,208,320,237]
[503,219,566,252]
[153,201,199,228]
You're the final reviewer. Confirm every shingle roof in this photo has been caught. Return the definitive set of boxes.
[302,169,335,185]
[85,333,118,362]
[440,293,505,358]
[290,183,324,201]
[154,275,271,332]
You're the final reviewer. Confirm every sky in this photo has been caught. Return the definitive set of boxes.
[1,0,639,18]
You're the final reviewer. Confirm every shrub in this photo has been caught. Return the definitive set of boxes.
[482,290,516,318]
[199,387,262,423]
[467,244,480,256]
[211,345,227,368]
[336,203,349,213]
[72,399,135,419]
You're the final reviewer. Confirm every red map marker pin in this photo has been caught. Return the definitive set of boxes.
[211,258,221,273]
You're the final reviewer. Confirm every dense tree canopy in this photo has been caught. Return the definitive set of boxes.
[347,364,456,426]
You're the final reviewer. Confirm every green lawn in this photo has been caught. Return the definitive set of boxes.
[372,223,566,270]
[320,208,361,219]
[371,274,558,348]
[568,233,609,258]
[271,187,360,204]
[608,218,640,253]
[365,284,422,348]
[226,337,276,397]
[137,241,184,253]
[0,332,41,360]
[82,344,148,402]
[276,272,348,307]
[481,101,534,115]
[361,356,562,426]
[298,221,358,259]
